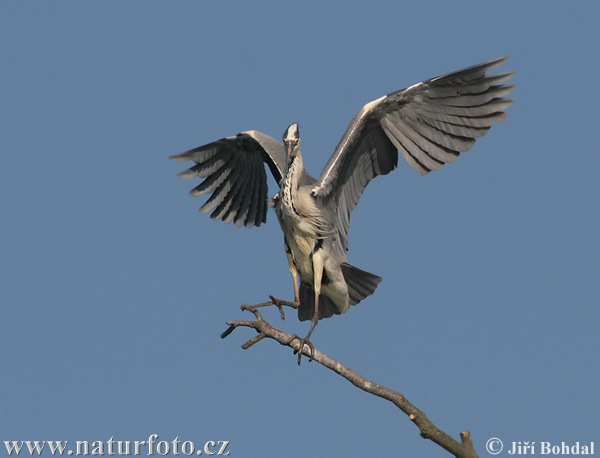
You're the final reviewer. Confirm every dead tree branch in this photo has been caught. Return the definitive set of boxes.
[221,305,479,458]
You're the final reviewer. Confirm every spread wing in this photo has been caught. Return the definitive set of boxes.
[171,130,286,228]
[312,56,515,250]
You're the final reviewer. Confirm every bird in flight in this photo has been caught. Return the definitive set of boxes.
[172,57,514,363]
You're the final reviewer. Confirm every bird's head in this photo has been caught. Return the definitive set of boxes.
[283,122,301,161]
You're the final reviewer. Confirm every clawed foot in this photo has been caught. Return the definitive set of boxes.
[241,295,299,320]
[288,334,315,365]
[240,294,315,365]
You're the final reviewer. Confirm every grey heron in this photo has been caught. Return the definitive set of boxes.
[172,57,514,362]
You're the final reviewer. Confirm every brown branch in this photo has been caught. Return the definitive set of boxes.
[221,305,479,458]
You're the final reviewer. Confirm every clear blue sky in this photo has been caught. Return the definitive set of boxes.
[2,2,598,457]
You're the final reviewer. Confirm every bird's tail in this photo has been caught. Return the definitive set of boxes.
[297,262,382,322]
[341,262,382,306]
[298,282,340,321]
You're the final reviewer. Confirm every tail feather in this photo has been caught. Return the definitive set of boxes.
[297,263,382,322]
[298,282,340,322]
[341,262,382,305]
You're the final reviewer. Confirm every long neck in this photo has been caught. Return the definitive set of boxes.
[282,151,304,191]
[280,150,304,218]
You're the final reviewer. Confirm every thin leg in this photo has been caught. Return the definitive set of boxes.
[285,240,300,302]
[268,245,300,319]
[307,253,323,341]
[296,250,324,364]
[241,239,300,321]
[287,252,300,303]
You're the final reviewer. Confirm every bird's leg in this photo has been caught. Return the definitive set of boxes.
[295,250,324,364]
[259,247,301,319]
[240,241,300,319]
[287,251,301,303]
[285,240,301,303]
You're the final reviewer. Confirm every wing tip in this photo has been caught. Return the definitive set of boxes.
[482,55,511,71]
[493,112,508,123]
[177,169,196,179]
[191,188,207,198]
[170,152,189,162]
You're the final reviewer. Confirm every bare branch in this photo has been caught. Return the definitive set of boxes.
[221,305,479,458]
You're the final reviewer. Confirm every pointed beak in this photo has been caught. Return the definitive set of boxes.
[284,140,297,156]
